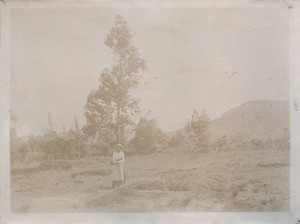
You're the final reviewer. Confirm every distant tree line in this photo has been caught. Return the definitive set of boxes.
[10,109,290,166]
[10,112,87,165]
[168,113,290,154]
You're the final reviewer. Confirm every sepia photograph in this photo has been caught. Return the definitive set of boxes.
[4,3,293,215]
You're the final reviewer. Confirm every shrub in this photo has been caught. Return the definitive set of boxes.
[169,132,186,148]
[131,117,166,154]
[214,135,231,152]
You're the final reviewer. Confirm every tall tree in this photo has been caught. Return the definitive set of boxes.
[84,15,147,145]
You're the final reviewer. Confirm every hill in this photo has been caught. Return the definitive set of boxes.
[209,100,289,141]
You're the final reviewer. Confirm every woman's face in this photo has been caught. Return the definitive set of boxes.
[116,147,121,152]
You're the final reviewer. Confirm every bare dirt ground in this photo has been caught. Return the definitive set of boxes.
[11,149,289,212]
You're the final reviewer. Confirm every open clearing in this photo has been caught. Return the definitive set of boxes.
[11,148,289,212]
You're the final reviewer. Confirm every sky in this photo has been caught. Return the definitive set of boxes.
[10,7,289,136]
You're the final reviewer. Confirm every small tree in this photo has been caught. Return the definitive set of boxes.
[131,117,164,154]
[41,112,62,160]
[214,135,230,152]
[186,108,211,152]
[73,114,87,158]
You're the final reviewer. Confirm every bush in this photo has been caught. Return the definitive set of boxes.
[93,141,111,156]
[214,135,231,152]
[131,117,166,154]
[169,132,186,148]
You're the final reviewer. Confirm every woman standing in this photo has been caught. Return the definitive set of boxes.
[111,144,125,188]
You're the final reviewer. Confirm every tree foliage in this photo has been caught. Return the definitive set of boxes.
[186,108,211,151]
[84,15,146,146]
[169,131,186,148]
[214,135,230,152]
[131,117,165,154]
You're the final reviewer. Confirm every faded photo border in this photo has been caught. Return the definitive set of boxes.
[1,0,300,223]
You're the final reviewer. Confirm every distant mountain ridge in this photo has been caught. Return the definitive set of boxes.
[209,100,289,141]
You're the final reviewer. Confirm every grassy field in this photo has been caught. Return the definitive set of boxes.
[11,148,289,212]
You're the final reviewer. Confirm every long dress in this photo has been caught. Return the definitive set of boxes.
[111,151,125,187]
